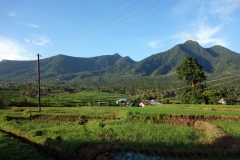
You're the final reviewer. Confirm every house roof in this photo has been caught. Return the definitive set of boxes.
[115,98,127,102]
[97,101,108,104]
[140,100,161,105]
[140,101,151,105]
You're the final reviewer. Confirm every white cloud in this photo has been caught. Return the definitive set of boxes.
[0,37,34,61]
[207,0,240,22]
[24,35,50,46]
[17,22,39,28]
[22,23,39,28]
[173,24,228,47]
[170,0,237,48]
[25,39,30,43]
[32,36,50,46]
[148,39,163,49]
[7,11,17,17]
[171,0,202,16]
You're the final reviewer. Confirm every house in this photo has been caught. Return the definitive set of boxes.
[139,99,161,107]
[97,101,108,106]
[115,98,128,105]
[139,101,152,107]
[218,98,227,105]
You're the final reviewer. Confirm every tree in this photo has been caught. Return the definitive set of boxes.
[176,56,207,91]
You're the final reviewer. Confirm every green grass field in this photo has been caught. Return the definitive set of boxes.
[0,110,204,159]
[0,131,53,160]
[1,106,240,159]
[211,120,240,140]
[27,91,131,107]
[1,90,240,159]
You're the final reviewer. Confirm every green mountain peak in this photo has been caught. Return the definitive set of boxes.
[183,40,200,45]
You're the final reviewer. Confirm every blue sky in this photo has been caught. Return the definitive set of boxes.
[1,0,240,61]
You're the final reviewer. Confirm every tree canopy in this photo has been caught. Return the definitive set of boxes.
[176,56,207,91]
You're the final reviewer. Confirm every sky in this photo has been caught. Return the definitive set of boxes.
[0,0,240,62]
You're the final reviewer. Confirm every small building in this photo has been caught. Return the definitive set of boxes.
[97,101,108,106]
[218,98,227,105]
[115,98,128,105]
[139,99,161,107]
[139,101,152,107]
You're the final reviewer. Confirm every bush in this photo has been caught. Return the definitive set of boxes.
[189,93,204,104]
[163,98,170,104]
[0,96,4,108]
[8,98,28,107]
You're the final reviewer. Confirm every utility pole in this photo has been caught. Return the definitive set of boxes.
[37,54,41,111]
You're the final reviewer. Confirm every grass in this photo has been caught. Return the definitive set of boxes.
[5,105,240,117]
[1,105,240,159]
[211,120,240,140]
[28,91,130,107]
[0,131,53,160]
[0,107,207,159]
[162,103,240,109]
[106,106,240,116]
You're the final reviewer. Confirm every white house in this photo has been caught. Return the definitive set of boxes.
[139,101,152,107]
[115,98,128,105]
[139,99,161,107]
[218,98,227,105]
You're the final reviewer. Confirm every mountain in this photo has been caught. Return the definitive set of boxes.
[126,40,240,76]
[0,53,136,82]
[0,40,240,83]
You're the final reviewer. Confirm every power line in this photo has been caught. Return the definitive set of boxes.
[62,0,173,52]
[166,73,240,92]
[146,73,240,95]
[66,0,136,39]
[178,76,240,96]
[59,0,160,53]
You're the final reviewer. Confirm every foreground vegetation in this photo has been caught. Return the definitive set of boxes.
[0,131,53,160]
[1,106,240,159]
[0,82,240,159]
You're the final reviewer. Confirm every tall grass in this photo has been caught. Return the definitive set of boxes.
[0,131,52,160]
[0,107,207,159]
[2,106,240,159]
[110,106,240,116]
[211,120,240,140]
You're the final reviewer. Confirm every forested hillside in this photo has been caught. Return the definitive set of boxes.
[0,40,240,84]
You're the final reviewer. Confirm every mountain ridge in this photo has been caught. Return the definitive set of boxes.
[0,40,240,83]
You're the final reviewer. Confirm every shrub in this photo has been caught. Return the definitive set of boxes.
[34,130,45,136]
[163,98,170,104]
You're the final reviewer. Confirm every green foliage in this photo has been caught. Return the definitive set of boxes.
[2,106,240,158]
[0,95,4,108]
[177,88,190,104]
[189,92,204,104]
[202,90,220,104]
[176,56,207,90]
[33,130,46,136]
[0,107,207,159]
[163,98,170,104]
[212,120,240,140]
[0,132,47,160]
[8,97,28,107]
